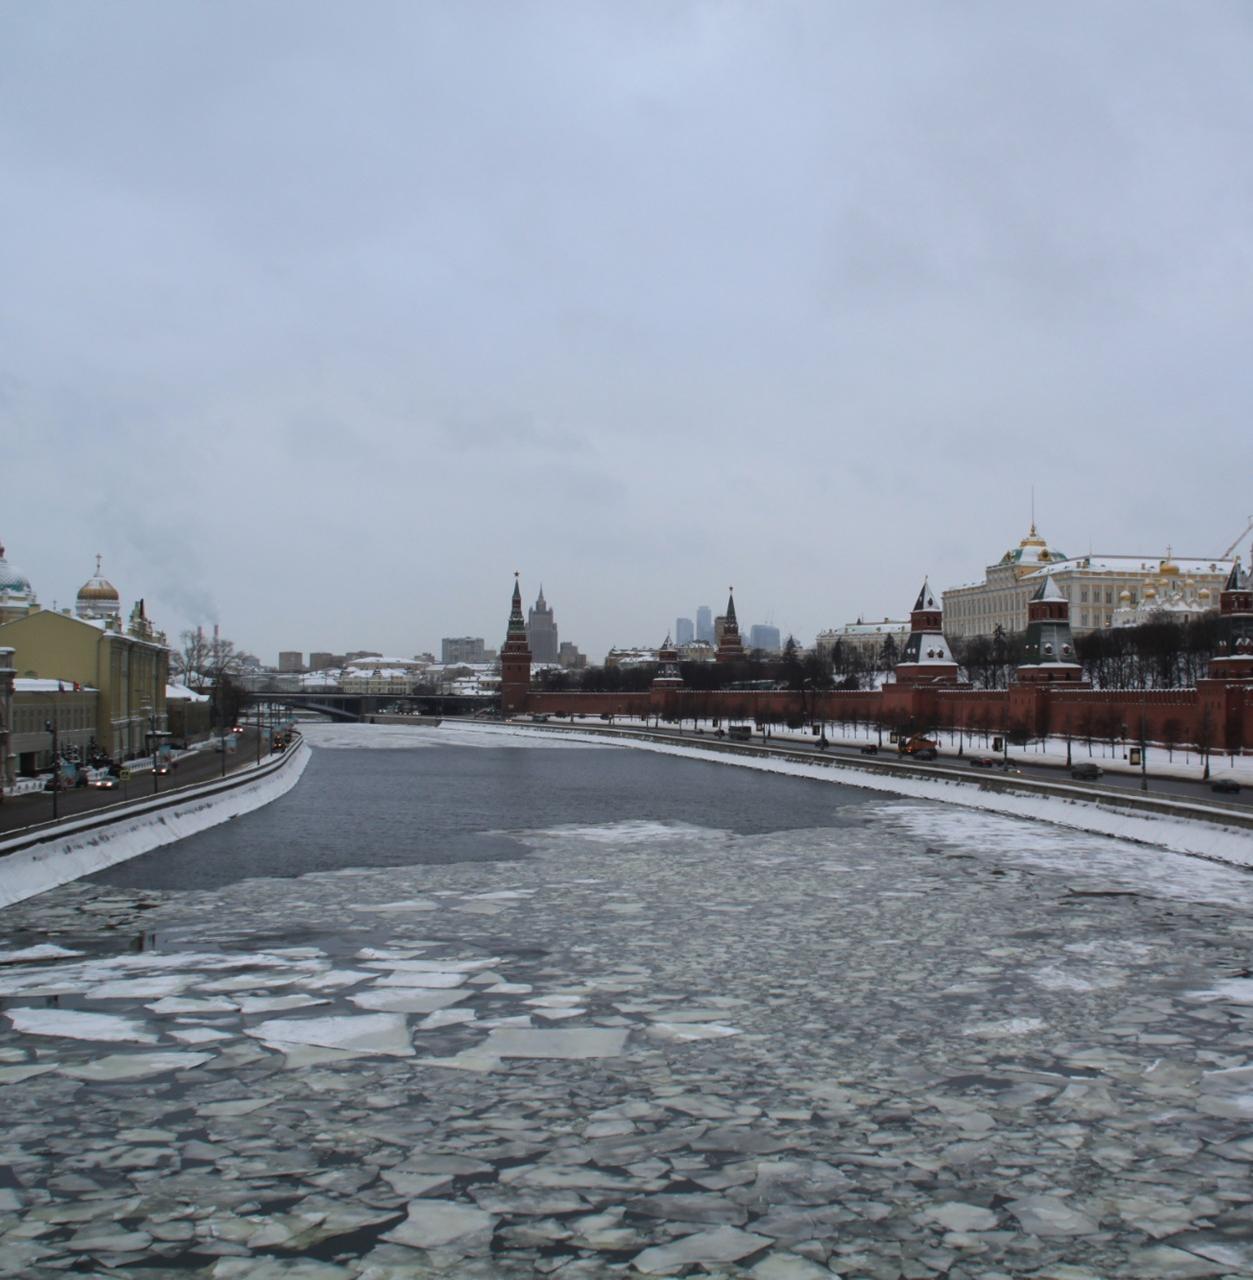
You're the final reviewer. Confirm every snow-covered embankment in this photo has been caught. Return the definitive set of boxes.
[0,741,310,909]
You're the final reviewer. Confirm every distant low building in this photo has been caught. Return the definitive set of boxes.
[558,641,586,669]
[442,636,486,664]
[9,679,98,773]
[278,650,304,673]
[604,647,659,669]
[678,640,716,662]
[308,651,337,671]
[815,618,909,659]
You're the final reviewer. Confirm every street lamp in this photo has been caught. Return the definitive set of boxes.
[44,716,58,821]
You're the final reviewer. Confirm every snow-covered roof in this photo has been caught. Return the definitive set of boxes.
[1027,555,1232,579]
[166,682,209,702]
[14,678,96,693]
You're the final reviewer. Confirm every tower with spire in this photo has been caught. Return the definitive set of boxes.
[893,579,959,685]
[500,574,533,715]
[715,589,745,663]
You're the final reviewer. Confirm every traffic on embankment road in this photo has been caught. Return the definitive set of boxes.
[0,728,289,838]
[501,717,1253,822]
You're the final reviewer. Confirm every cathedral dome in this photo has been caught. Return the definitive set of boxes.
[76,555,121,618]
[0,543,32,597]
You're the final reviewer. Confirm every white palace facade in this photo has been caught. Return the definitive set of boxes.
[942,525,1233,640]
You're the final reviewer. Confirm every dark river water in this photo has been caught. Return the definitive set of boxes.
[93,740,881,890]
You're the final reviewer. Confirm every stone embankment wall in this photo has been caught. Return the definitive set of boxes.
[0,738,310,909]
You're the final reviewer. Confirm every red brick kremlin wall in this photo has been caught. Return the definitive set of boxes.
[521,682,1253,752]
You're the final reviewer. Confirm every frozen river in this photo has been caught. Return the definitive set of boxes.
[2,721,1253,1278]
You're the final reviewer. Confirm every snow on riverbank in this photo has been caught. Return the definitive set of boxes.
[448,721,1253,869]
[0,743,311,910]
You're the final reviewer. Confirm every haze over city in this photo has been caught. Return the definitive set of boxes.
[4,2,1252,661]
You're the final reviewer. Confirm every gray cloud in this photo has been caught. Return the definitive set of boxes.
[3,1,1251,661]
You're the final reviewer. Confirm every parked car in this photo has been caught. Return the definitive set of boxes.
[1071,762,1102,780]
[970,756,996,768]
[1211,778,1242,794]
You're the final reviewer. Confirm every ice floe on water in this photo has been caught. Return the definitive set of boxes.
[875,800,1253,907]
[3,797,1253,1277]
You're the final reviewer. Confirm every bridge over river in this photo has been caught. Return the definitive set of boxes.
[247,689,499,722]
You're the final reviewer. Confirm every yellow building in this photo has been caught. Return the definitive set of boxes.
[0,609,169,761]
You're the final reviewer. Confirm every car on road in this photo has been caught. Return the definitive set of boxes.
[91,776,119,790]
[909,747,938,761]
[970,756,996,768]
[1071,762,1102,780]
[152,763,170,776]
[1211,778,1242,794]
[859,744,879,755]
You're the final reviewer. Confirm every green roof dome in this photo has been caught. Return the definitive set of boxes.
[0,542,33,597]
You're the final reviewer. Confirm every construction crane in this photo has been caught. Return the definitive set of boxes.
[1222,516,1253,560]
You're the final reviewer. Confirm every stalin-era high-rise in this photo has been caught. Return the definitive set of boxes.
[527,586,559,663]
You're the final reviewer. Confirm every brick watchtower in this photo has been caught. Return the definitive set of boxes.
[893,580,960,685]
[715,589,746,663]
[500,573,532,716]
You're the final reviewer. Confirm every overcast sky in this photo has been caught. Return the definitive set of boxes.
[4,2,1252,664]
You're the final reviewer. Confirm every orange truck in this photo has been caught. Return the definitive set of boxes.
[898,734,939,760]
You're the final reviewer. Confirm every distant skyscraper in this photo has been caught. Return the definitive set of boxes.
[695,605,713,644]
[675,616,694,646]
[527,586,560,663]
[278,650,304,673]
[748,624,781,653]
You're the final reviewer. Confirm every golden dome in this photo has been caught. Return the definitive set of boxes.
[1144,582,1158,599]
[77,554,119,602]
[1159,547,1180,576]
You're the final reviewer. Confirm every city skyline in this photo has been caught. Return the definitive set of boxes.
[5,5,1251,661]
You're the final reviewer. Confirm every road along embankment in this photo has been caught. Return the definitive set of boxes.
[482,720,1253,869]
[0,738,310,909]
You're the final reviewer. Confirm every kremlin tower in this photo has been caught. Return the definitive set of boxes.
[714,589,745,663]
[1015,576,1085,684]
[892,580,959,685]
[500,574,532,715]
